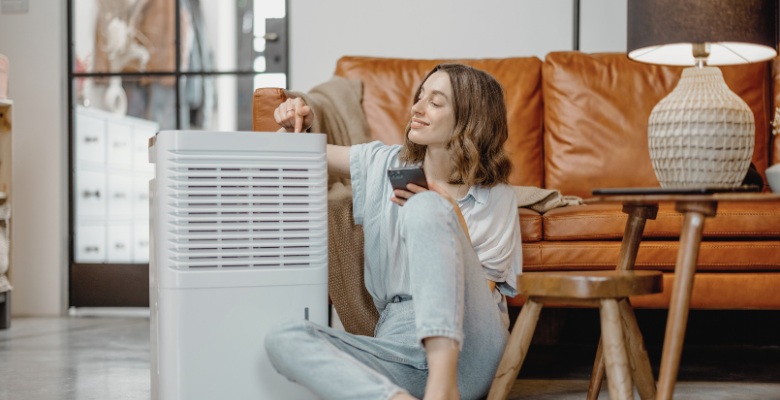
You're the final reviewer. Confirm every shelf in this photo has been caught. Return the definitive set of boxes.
[0,100,10,195]
[0,100,10,134]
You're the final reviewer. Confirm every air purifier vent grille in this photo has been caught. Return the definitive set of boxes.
[164,152,327,270]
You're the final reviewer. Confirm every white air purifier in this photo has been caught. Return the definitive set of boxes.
[149,130,328,400]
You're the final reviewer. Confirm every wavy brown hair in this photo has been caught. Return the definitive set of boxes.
[399,64,511,187]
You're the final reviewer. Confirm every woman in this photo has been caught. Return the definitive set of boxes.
[265,64,522,400]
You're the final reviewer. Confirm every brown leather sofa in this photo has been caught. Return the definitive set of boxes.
[252,52,780,312]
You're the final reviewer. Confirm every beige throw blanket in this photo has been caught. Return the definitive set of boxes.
[513,186,583,212]
[287,78,379,336]
[326,184,377,336]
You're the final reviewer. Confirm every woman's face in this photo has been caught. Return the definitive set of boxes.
[408,71,456,148]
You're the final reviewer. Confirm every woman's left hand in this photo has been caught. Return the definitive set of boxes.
[390,183,428,207]
[391,181,456,208]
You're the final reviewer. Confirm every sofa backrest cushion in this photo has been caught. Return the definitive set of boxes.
[543,52,772,198]
[334,56,545,187]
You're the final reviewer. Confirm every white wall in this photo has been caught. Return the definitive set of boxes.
[0,0,68,316]
[202,0,238,131]
[580,0,628,53]
[288,0,576,92]
[0,0,627,316]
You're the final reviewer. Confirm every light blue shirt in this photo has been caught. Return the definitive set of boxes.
[350,141,523,308]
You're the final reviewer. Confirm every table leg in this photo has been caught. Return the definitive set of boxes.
[488,298,543,400]
[616,204,658,272]
[656,201,717,400]
[588,204,658,399]
[586,341,605,400]
[619,298,656,400]
[600,298,634,400]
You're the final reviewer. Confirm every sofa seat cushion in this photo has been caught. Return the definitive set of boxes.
[542,52,772,198]
[521,240,780,272]
[542,202,780,240]
[334,56,545,187]
[518,208,542,243]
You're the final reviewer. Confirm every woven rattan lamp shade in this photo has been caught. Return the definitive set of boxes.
[627,0,778,188]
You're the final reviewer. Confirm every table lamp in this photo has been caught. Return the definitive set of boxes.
[627,0,778,188]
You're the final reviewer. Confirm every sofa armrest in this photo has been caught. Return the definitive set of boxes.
[253,87,287,132]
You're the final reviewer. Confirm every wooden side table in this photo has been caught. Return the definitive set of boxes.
[586,191,780,400]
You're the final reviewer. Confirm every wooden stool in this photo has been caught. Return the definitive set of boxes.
[487,270,663,400]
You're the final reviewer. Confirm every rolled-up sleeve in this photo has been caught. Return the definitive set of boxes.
[349,141,401,225]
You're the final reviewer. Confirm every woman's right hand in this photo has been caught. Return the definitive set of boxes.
[274,97,314,133]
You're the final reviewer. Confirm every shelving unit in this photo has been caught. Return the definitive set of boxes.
[70,106,159,308]
[74,106,156,264]
[0,98,12,329]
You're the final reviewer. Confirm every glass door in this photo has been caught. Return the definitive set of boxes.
[68,0,288,307]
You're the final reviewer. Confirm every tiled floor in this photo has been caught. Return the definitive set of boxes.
[1,309,779,400]
[0,314,150,400]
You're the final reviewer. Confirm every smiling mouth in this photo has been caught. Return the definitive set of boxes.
[411,118,429,128]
